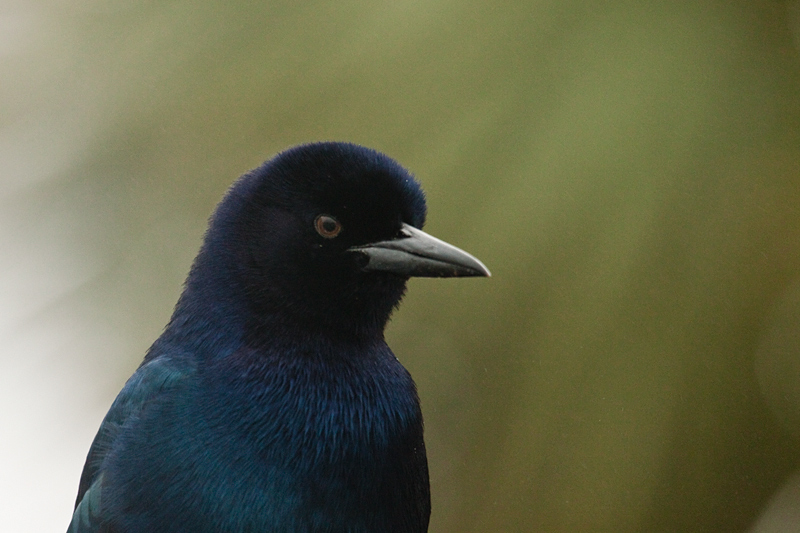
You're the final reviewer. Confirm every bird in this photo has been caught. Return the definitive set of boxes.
[68,141,490,533]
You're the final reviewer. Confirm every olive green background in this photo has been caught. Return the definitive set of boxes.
[3,1,800,531]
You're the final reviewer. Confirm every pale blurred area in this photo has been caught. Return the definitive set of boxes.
[2,1,800,531]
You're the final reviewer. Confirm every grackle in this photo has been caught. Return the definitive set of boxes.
[68,142,490,533]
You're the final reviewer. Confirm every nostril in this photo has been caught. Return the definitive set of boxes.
[353,251,370,269]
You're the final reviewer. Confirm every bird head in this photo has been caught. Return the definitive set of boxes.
[176,142,489,346]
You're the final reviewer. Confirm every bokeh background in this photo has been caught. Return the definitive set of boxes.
[3,1,800,531]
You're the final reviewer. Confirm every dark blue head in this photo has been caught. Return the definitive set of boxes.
[168,142,487,351]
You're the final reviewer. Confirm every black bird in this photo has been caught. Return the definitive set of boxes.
[68,142,490,533]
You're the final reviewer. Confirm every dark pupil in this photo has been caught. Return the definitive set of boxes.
[322,219,337,232]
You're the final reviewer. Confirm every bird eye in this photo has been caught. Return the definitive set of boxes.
[314,215,342,238]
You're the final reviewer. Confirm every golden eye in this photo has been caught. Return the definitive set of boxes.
[314,215,342,238]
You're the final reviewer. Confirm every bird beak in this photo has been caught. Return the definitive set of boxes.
[348,223,491,278]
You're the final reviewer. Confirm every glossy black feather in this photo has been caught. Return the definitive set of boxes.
[70,142,435,532]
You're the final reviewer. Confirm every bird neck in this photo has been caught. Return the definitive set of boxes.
[159,287,387,363]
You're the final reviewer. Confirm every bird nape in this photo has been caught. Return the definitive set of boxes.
[68,142,490,533]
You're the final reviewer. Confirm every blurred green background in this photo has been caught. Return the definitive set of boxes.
[3,1,800,531]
